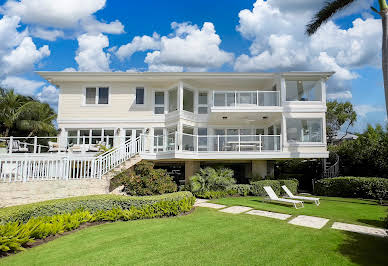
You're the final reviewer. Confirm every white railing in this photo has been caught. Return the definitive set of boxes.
[213,90,280,107]
[151,133,282,153]
[0,137,143,182]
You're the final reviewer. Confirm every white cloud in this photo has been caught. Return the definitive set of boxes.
[234,0,382,97]
[354,104,385,117]
[327,90,352,100]
[1,0,106,28]
[144,22,234,71]
[2,36,50,75]
[116,33,160,60]
[75,33,110,72]
[36,85,59,105]
[0,16,27,55]
[62,67,77,72]
[0,76,44,95]
[30,27,64,41]
[147,63,183,72]
[80,16,124,35]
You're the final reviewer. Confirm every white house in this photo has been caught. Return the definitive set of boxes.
[37,71,333,184]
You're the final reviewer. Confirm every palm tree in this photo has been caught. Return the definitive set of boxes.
[0,89,27,137]
[306,0,388,116]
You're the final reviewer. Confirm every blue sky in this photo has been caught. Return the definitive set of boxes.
[0,0,386,132]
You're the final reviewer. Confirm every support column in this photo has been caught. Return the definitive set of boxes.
[251,160,267,179]
[185,160,200,184]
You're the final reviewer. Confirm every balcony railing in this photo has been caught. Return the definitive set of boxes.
[212,90,280,108]
[152,133,282,153]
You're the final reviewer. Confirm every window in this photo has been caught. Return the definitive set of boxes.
[198,92,208,114]
[79,130,90,144]
[68,130,78,145]
[286,118,323,143]
[198,128,208,151]
[183,88,194,112]
[214,92,235,107]
[91,129,102,144]
[286,80,322,101]
[168,88,178,112]
[154,128,164,151]
[154,91,165,114]
[84,87,109,105]
[136,87,145,104]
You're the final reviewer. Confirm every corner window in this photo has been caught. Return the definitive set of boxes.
[198,92,208,114]
[84,87,109,105]
[168,88,178,112]
[183,88,194,113]
[286,118,323,143]
[136,87,145,104]
[286,80,322,101]
[154,91,165,114]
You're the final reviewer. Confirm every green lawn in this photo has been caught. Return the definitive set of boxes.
[210,196,388,228]
[1,207,387,266]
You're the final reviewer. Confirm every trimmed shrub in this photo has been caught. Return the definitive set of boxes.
[0,192,194,223]
[0,193,195,255]
[193,190,237,199]
[121,161,177,196]
[190,167,236,193]
[279,179,299,195]
[250,180,281,196]
[314,177,388,201]
[228,184,252,196]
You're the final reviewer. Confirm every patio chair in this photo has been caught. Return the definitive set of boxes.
[281,185,320,206]
[7,140,28,153]
[263,186,304,209]
[88,141,106,152]
[48,141,67,152]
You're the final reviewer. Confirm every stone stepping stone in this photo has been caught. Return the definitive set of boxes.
[288,215,329,229]
[219,206,252,214]
[332,222,388,238]
[194,199,209,206]
[246,210,292,220]
[194,202,227,209]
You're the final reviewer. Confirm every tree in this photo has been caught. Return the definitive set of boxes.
[326,100,357,143]
[306,0,388,116]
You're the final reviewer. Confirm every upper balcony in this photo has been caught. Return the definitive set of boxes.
[211,90,281,113]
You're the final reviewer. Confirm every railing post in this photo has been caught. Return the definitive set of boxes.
[257,90,259,106]
[63,157,69,180]
[9,136,13,154]
[33,136,37,153]
[217,135,220,152]
[238,135,241,152]
[259,135,262,152]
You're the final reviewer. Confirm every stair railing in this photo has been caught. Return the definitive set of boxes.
[322,153,339,179]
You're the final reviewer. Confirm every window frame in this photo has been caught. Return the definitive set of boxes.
[153,90,165,115]
[285,79,323,102]
[197,91,209,114]
[286,118,324,144]
[135,86,146,105]
[82,86,110,106]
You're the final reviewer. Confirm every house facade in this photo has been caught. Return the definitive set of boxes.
[38,71,333,184]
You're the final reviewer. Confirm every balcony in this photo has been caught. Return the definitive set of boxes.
[211,90,281,112]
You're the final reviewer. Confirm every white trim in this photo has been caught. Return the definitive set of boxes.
[81,86,110,106]
[134,86,146,106]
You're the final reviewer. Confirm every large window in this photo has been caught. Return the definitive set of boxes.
[136,87,145,104]
[198,92,208,114]
[286,118,323,143]
[154,128,164,151]
[168,88,178,112]
[85,87,109,105]
[198,128,208,151]
[67,129,116,147]
[154,91,165,114]
[183,88,194,112]
[286,80,322,101]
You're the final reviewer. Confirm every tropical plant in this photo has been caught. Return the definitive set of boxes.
[326,100,357,144]
[306,0,388,115]
[190,167,236,193]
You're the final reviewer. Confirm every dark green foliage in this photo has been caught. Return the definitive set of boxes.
[0,192,195,254]
[330,124,388,178]
[193,190,237,199]
[0,192,193,223]
[228,184,251,196]
[250,180,281,196]
[314,177,388,201]
[121,161,177,196]
[279,179,299,195]
[190,167,236,193]
[326,100,357,144]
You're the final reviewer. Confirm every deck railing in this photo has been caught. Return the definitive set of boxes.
[212,90,280,108]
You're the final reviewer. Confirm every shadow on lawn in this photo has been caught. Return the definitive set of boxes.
[338,231,388,266]
[320,197,382,206]
[357,219,386,229]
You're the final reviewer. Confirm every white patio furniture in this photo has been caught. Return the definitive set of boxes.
[48,141,67,152]
[263,186,304,209]
[88,141,106,152]
[281,185,320,206]
[7,140,29,153]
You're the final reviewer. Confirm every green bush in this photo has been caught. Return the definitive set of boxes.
[121,161,177,196]
[0,192,194,223]
[228,184,252,196]
[0,193,195,255]
[314,177,388,201]
[279,179,299,195]
[193,190,237,199]
[190,167,236,193]
[250,180,281,196]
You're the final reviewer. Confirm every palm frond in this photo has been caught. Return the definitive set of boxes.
[306,0,357,35]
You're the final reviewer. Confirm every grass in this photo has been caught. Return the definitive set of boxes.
[210,196,388,228]
[1,207,388,266]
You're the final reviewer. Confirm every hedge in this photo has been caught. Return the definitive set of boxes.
[228,184,251,196]
[0,192,195,224]
[250,180,281,196]
[279,179,299,195]
[0,194,195,255]
[314,177,388,200]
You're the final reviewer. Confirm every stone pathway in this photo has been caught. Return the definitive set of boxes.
[332,222,388,238]
[288,215,330,229]
[246,210,291,220]
[194,199,388,238]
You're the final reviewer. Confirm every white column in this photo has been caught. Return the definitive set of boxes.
[321,78,326,104]
[281,113,288,150]
[164,91,168,114]
[177,122,183,151]
[194,90,198,114]
[178,81,184,112]
[280,76,286,104]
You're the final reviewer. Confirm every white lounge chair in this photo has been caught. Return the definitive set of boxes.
[263,186,304,209]
[48,141,67,152]
[7,140,28,153]
[282,185,320,206]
